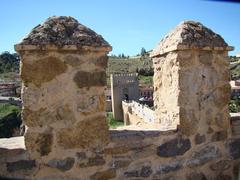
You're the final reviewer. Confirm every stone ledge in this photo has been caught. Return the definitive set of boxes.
[109,129,175,141]
[14,44,112,52]
[150,44,234,57]
[0,136,25,150]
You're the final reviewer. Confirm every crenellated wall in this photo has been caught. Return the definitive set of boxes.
[0,17,240,180]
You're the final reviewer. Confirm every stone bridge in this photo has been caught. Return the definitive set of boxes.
[0,16,240,179]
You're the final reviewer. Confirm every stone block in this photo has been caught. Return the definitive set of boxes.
[124,166,152,178]
[7,160,36,172]
[194,134,206,145]
[21,56,67,87]
[57,115,109,149]
[23,104,76,127]
[179,108,198,136]
[213,84,231,109]
[47,157,75,172]
[157,137,191,157]
[25,132,53,156]
[186,145,221,167]
[198,51,213,65]
[90,169,116,180]
[111,159,131,169]
[76,152,87,160]
[156,161,182,174]
[104,146,130,155]
[209,159,231,171]
[95,56,108,68]
[187,172,207,180]
[78,156,105,168]
[211,130,227,142]
[73,71,106,88]
[226,138,240,159]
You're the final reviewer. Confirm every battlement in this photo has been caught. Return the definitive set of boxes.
[1,17,239,179]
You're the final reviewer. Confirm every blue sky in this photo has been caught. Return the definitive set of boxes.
[0,0,239,56]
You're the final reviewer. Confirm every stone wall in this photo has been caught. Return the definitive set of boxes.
[0,18,240,179]
[122,100,155,125]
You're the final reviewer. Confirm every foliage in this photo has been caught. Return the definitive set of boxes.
[229,96,240,113]
[0,52,20,73]
[106,112,124,129]
[0,103,21,138]
[0,103,20,118]
[138,75,153,85]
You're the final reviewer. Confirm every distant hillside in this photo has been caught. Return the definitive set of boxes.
[230,56,240,80]
[0,52,20,73]
[107,54,153,75]
[107,54,153,86]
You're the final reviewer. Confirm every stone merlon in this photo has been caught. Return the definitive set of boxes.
[150,20,233,57]
[15,16,112,52]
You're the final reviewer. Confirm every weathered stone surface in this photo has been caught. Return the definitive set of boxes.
[90,169,116,180]
[63,55,83,67]
[226,138,240,159]
[140,166,153,177]
[151,21,229,57]
[79,156,105,168]
[95,56,108,68]
[21,57,67,87]
[195,134,206,145]
[47,157,75,172]
[57,115,109,149]
[0,148,25,159]
[211,130,227,142]
[124,166,152,178]
[157,137,191,157]
[25,132,52,156]
[179,108,198,136]
[207,127,214,134]
[210,159,231,171]
[213,84,231,108]
[124,170,139,177]
[76,152,86,160]
[215,174,232,180]
[23,104,76,127]
[199,51,213,65]
[104,146,130,155]
[73,71,106,88]
[111,159,131,169]
[7,160,36,172]
[187,172,207,180]
[76,95,104,114]
[18,16,111,48]
[186,145,221,167]
[156,161,182,174]
[215,112,229,128]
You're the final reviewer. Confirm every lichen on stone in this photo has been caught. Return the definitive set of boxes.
[151,20,230,57]
[19,16,111,48]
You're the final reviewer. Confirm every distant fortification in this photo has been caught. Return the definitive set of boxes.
[111,73,139,120]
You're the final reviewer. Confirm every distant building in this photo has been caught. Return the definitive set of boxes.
[139,85,153,98]
[0,82,19,97]
[230,80,240,97]
[236,53,240,58]
[110,73,139,120]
